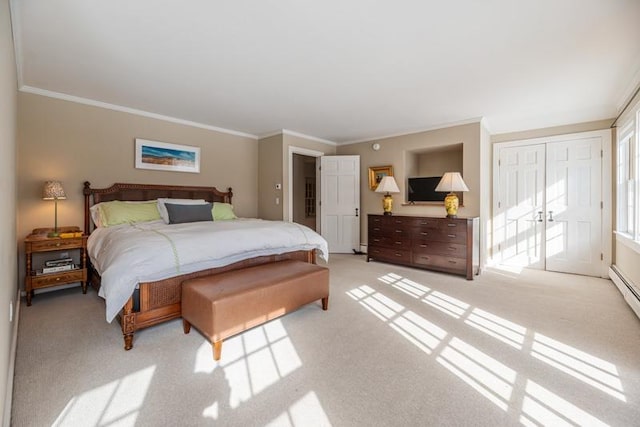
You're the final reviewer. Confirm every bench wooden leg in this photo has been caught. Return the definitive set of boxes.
[213,341,222,361]
[183,319,191,334]
[322,297,329,311]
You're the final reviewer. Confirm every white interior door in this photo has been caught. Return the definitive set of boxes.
[545,138,602,275]
[494,135,603,276]
[496,144,546,269]
[320,155,360,253]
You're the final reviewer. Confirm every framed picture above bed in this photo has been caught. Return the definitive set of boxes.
[135,138,200,173]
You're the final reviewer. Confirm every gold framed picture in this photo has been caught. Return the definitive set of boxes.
[368,165,393,190]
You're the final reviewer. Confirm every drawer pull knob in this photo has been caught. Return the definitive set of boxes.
[448,247,456,251]
[420,244,427,248]
[395,242,402,245]
[395,253,402,257]
[56,243,61,247]
[56,277,61,281]
[421,232,428,236]
[448,260,457,264]
[395,230,402,233]
[447,224,456,227]
[448,234,456,238]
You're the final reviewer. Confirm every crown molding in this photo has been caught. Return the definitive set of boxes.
[258,129,337,146]
[338,117,485,145]
[282,129,336,146]
[616,60,640,113]
[9,0,24,88]
[18,85,260,140]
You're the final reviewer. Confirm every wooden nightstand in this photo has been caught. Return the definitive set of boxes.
[24,226,88,306]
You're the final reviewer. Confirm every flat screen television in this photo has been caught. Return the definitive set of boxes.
[407,176,446,202]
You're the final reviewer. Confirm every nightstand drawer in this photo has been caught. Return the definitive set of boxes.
[29,238,83,252]
[31,269,86,288]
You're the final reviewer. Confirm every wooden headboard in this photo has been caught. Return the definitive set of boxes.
[83,181,233,234]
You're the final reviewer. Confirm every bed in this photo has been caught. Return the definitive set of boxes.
[83,181,328,350]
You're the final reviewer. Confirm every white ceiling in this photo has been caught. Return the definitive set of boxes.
[10,0,640,143]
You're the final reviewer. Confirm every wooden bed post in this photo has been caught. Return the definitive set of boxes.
[83,181,92,235]
[121,299,135,350]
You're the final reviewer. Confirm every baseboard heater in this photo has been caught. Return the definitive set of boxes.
[609,265,640,320]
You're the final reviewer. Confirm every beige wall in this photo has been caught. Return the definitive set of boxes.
[17,92,259,286]
[337,122,484,246]
[1,0,17,422]
[416,146,463,176]
[258,134,284,220]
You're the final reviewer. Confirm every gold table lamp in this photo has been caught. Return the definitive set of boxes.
[435,172,469,218]
[375,176,400,215]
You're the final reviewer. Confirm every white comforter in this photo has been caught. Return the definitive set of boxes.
[87,219,329,322]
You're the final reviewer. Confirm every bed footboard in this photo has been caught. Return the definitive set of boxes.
[118,249,316,350]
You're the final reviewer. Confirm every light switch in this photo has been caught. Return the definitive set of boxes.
[276,197,280,205]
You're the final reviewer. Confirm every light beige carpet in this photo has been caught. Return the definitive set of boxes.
[11,255,640,426]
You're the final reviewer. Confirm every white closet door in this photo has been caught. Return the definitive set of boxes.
[545,138,602,275]
[496,144,546,269]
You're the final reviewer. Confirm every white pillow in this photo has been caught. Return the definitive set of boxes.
[157,198,207,223]
[90,203,104,228]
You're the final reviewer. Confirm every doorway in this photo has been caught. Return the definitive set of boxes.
[493,130,611,277]
[292,153,317,231]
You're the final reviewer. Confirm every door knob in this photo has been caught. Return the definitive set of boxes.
[548,211,554,222]
[536,211,544,222]
[355,208,359,217]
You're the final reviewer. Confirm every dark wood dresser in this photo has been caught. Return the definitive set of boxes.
[367,214,480,280]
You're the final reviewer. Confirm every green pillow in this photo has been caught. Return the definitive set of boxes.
[100,201,161,227]
[212,202,237,220]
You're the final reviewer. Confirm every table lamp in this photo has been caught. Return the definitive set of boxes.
[375,176,400,215]
[42,180,66,237]
[435,172,469,218]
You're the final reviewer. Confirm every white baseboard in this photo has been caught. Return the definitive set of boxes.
[3,289,20,427]
[609,265,640,320]
[360,244,367,254]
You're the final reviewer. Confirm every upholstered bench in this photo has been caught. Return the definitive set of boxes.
[181,259,329,360]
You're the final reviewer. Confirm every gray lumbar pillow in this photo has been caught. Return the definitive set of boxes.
[164,202,213,224]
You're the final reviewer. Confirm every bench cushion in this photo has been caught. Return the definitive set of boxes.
[182,260,329,344]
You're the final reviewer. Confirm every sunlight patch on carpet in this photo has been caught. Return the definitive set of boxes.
[53,366,155,427]
[531,333,626,401]
[266,391,332,427]
[193,319,302,410]
[520,380,609,427]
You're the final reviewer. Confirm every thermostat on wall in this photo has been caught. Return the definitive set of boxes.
[372,143,380,151]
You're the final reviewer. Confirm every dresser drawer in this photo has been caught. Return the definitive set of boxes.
[412,253,467,274]
[29,238,83,252]
[31,269,86,289]
[409,218,441,229]
[368,245,411,264]
[369,225,412,239]
[412,241,467,258]
[369,236,411,249]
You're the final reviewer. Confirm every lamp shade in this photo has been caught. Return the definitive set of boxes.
[42,181,67,200]
[375,176,400,193]
[435,172,469,193]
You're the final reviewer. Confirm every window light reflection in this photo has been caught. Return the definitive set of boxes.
[531,333,625,401]
[520,380,609,427]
